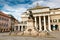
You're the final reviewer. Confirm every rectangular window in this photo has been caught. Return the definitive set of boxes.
[53,19,57,23]
[50,20,52,23]
[59,19,60,22]
[24,21,27,24]
[2,18,4,20]
[21,21,23,24]
[0,17,1,20]
[6,24,8,27]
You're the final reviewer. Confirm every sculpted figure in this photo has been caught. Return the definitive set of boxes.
[28,10,34,20]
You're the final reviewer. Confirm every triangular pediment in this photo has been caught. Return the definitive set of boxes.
[28,3,49,10]
[27,3,50,14]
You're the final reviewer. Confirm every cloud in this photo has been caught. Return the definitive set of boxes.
[31,0,60,8]
[2,4,27,21]
[46,0,60,8]
[1,0,60,22]
[27,0,60,8]
[0,0,34,6]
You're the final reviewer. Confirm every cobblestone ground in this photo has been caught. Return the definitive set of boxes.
[0,31,60,40]
[0,36,56,40]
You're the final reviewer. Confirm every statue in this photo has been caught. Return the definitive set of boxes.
[28,10,34,21]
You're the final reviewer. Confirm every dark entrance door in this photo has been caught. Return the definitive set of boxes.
[42,26,44,30]
[51,25,58,31]
[55,25,58,30]
[20,26,21,31]
[23,26,25,31]
[51,25,53,31]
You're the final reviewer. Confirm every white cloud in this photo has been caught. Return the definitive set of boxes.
[2,4,27,22]
[46,0,60,8]
[31,0,60,8]
[1,0,60,22]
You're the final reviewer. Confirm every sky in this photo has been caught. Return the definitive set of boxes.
[0,0,60,21]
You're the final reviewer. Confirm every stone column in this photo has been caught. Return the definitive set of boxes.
[21,26,23,31]
[18,26,20,31]
[39,16,42,31]
[44,16,47,31]
[14,26,16,31]
[35,17,37,29]
[48,16,51,31]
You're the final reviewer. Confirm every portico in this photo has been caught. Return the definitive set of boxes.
[34,15,51,31]
[14,3,60,34]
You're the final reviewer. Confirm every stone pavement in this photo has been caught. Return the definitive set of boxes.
[0,31,60,40]
[0,36,56,40]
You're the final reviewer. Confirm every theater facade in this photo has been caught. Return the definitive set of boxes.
[15,4,60,33]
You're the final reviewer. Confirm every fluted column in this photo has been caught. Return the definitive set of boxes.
[48,16,51,31]
[39,16,42,31]
[35,17,37,29]
[44,16,47,31]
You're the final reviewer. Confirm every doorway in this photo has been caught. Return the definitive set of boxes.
[42,26,44,30]
[55,25,58,30]
[20,26,21,31]
[51,25,58,31]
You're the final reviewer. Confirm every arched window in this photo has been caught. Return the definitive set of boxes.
[53,19,57,23]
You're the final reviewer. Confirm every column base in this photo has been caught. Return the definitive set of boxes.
[43,30,48,32]
[48,29,52,32]
[39,30,42,32]
[43,29,52,32]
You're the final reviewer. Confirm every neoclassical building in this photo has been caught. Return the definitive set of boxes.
[15,4,60,33]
